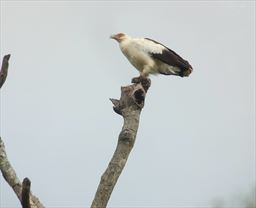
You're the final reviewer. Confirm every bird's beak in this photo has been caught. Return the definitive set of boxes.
[110,34,116,40]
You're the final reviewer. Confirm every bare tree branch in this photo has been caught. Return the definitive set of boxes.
[0,137,44,208]
[22,178,31,208]
[0,55,45,208]
[0,54,11,89]
[0,136,22,200]
[91,79,151,208]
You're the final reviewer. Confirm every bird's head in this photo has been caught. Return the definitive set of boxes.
[110,33,128,42]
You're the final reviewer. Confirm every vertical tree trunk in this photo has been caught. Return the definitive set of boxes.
[91,80,150,208]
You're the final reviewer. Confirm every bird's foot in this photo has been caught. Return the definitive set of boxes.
[131,76,151,92]
[131,76,142,84]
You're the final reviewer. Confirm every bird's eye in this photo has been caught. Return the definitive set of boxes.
[117,33,124,38]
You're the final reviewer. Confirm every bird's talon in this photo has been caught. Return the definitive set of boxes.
[131,77,141,84]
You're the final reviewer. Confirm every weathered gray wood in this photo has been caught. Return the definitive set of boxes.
[91,79,151,208]
[0,136,22,200]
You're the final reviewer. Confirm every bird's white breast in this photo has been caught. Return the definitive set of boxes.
[119,39,156,73]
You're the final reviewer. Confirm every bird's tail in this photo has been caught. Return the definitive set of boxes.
[159,65,193,77]
[181,66,193,77]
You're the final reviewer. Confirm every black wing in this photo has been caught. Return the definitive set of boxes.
[145,38,192,76]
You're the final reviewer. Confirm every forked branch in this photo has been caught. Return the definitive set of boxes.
[0,55,45,208]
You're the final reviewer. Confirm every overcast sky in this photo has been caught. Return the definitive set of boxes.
[0,1,255,207]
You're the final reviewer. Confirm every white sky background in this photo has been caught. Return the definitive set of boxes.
[0,1,255,207]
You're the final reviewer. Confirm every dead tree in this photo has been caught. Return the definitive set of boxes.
[0,55,150,208]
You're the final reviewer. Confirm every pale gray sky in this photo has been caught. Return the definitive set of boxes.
[0,1,255,207]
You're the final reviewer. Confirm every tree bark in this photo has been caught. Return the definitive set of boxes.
[0,136,22,201]
[91,79,151,208]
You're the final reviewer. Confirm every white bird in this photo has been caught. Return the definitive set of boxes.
[110,33,193,79]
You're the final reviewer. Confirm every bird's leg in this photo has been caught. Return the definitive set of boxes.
[131,70,149,83]
[131,75,143,84]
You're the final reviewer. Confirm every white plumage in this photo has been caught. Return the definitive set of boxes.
[110,33,193,78]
